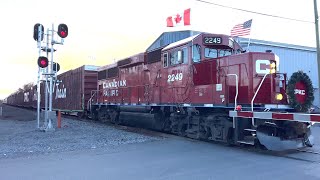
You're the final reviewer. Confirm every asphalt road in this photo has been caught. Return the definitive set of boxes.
[1,133,320,180]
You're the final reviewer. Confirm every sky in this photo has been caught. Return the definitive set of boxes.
[0,0,318,99]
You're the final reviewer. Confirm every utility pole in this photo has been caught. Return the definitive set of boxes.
[314,0,320,92]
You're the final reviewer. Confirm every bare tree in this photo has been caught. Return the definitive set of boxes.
[23,82,34,91]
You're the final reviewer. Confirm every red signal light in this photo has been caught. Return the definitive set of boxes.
[37,56,48,68]
[60,31,66,37]
[58,24,68,38]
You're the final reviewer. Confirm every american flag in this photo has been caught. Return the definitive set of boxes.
[230,19,252,37]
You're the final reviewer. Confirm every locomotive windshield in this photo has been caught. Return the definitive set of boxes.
[204,48,218,58]
[219,49,232,57]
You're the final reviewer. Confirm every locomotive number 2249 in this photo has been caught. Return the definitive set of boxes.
[167,73,183,82]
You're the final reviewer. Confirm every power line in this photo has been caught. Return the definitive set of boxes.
[194,0,314,23]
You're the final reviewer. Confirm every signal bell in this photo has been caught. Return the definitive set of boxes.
[57,24,68,38]
[38,56,49,68]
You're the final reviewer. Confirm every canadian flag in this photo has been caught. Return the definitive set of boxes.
[166,8,191,27]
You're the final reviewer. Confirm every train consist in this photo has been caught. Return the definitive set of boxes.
[5,32,320,151]
[5,65,99,116]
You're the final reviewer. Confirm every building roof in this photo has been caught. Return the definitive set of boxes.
[237,37,316,52]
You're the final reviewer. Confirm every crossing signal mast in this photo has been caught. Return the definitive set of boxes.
[33,23,68,131]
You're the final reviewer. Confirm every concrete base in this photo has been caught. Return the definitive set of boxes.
[39,119,55,132]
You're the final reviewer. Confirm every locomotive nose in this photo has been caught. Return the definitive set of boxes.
[257,130,314,151]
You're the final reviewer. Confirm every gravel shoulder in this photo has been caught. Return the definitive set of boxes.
[0,105,164,159]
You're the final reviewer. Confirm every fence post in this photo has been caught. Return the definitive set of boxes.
[57,111,61,128]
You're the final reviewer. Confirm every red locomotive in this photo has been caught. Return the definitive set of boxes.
[89,32,318,151]
[6,32,318,151]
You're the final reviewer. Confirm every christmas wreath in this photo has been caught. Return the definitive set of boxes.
[287,71,314,112]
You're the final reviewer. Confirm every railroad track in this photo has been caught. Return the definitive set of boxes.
[296,149,320,155]
[62,114,173,139]
[18,110,320,164]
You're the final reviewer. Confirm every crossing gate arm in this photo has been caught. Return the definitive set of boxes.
[229,111,320,123]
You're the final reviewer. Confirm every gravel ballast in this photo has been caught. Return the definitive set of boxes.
[0,105,163,159]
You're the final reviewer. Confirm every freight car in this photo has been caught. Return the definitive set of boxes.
[89,32,319,151]
[6,65,99,116]
[51,65,99,116]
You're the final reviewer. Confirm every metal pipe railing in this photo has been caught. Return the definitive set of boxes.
[227,74,238,129]
[227,74,238,110]
[251,73,269,126]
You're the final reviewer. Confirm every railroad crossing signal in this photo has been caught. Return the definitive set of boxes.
[33,23,44,41]
[57,24,68,38]
[33,23,68,131]
[37,56,48,68]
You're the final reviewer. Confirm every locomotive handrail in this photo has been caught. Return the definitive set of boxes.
[251,73,268,126]
[227,74,238,110]
[87,90,97,111]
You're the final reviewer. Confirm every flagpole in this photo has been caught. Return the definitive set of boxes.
[246,19,253,51]
[230,19,252,51]
[246,37,251,52]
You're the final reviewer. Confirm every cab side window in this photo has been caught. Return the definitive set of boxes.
[170,51,179,66]
[192,44,201,63]
[182,47,188,64]
[165,46,189,67]
[163,53,168,68]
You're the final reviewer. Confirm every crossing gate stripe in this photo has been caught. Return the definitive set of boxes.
[229,111,237,117]
[229,111,320,123]
[311,115,320,122]
[294,114,311,122]
[238,111,253,118]
[272,113,294,120]
[254,112,272,119]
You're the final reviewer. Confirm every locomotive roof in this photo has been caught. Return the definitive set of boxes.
[146,30,201,52]
[98,52,145,71]
[163,34,200,50]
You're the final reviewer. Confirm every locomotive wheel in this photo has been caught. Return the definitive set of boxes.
[110,109,120,125]
[77,112,86,119]
[97,109,108,123]
[178,123,187,137]
[162,117,172,132]
[91,110,99,121]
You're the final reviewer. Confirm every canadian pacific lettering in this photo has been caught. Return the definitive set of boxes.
[103,79,127,89]
[102,79,126,97]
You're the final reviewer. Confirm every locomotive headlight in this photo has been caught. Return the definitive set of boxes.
[270,62,276,74]
[276,93,283,101]
[270,62,276,68]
